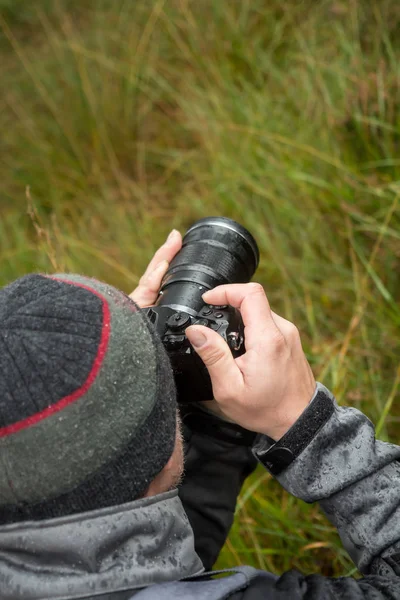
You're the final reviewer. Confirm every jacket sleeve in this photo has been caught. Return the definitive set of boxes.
[245,382,400,599]
[178,418,258,571]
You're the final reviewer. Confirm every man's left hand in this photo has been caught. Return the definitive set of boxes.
[129,229,182,308]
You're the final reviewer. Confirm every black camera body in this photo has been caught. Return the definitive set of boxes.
[146,303,245,403]
[143,216,259,404]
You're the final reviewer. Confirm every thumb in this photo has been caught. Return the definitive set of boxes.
[185,325,243,400]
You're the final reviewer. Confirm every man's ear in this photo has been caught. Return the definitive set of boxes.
[143,451,177,498]
[144,415,184,498]
[163,452,175,472]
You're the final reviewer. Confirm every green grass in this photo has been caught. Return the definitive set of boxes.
[1,0,399,578]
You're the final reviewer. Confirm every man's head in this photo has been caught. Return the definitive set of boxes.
[0,273,182,525]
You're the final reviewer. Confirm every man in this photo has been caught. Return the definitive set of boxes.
[0,229,398,600]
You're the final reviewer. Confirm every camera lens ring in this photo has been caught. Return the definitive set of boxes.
[185,216,259,272]
[155,216,259,313]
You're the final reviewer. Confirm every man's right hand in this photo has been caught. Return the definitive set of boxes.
[185,283,316,441]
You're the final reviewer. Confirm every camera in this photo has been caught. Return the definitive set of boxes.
[144,217,259,403]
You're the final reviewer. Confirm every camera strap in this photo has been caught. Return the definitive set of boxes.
[180,404,257,446]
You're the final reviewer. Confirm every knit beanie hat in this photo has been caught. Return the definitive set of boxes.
[0,273,177,525]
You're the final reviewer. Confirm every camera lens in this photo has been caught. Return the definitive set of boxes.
[155,217,259,314]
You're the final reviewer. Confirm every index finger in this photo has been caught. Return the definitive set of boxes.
[142,229,182,279]
[202,283,279,349]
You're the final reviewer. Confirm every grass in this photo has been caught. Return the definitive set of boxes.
[1,0,399,578]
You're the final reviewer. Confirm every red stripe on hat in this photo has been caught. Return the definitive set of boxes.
[0,279,111,438]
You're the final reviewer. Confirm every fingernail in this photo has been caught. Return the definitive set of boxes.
[166,229,179,245]
[155,259,169,270]
[148,260,168,279]
[186,327,207,348]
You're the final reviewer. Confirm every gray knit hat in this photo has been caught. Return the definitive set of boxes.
[0,273,177,524]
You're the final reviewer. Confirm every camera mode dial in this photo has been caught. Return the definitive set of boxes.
[167,312,191,331]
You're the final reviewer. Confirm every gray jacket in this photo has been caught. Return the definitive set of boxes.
[0,491,204,599]
[0,383,399,599]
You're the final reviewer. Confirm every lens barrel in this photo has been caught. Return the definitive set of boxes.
[156,217,259,313]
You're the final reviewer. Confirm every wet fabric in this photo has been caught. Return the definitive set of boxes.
[0,490,203,599]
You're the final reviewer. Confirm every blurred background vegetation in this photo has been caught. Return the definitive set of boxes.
[1,0,399,579]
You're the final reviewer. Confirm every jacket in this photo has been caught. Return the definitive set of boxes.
[0,384,399,599]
